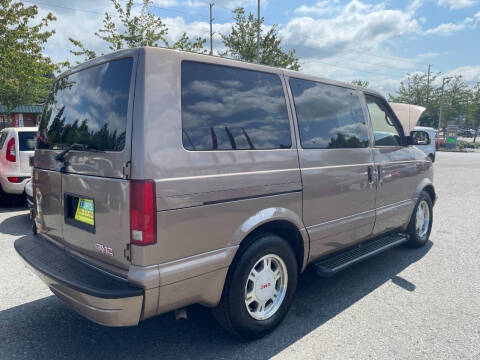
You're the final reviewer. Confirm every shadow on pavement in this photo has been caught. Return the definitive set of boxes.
[0,212,31,236]
[0,241,432,360]
[0,195,27,213]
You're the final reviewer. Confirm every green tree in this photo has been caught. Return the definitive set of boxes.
[466,83,480,142]
[69,0,206,62]
[221,7,300,70]
[351,80,370,88]
[389,72,441,128]
[438,76,470,129]
[0,0,62,126]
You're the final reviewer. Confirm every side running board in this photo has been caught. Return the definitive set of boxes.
[314,233,408,276]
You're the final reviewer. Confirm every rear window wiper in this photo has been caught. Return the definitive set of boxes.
[55,143,102,162]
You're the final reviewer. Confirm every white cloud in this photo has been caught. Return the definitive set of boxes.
[444,65,480,84]
[37,1,114,64]
[424,14,479,35]
[293,1,341,17]
[437,0,477,10]
[280,0,421,59]
[418,52,441,59]
[152,0,179,7]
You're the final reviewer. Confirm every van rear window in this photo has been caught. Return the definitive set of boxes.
[37,57,133,151]
[19,132,37,151]
[181,61,292,151]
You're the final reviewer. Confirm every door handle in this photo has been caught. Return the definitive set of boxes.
[367,165,375,184]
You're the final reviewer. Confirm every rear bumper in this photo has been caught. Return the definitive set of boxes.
[0,175,29,194]
[14,235,144,327]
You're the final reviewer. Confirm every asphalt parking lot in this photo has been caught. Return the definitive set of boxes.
[1,151,479,360]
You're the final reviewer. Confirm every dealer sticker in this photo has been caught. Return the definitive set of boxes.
[75,198,95,226]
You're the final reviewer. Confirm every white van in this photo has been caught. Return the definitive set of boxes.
[414,126,436,162]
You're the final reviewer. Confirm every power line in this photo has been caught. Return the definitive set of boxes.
[209,2,214,55]
[324,53,427,73]
[24,0,210,35]
[309,59,387,76]
[338,46,430,66]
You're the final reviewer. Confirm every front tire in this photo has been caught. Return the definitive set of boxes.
[213,232,298,339]
[406,191,433,247]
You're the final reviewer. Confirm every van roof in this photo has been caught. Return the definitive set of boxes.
[61,47,385,99]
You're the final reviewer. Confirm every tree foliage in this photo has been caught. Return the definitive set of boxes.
[69,0,206,62]
[0,0,62,121]
[351,80,370,88]
[221,8,300,70]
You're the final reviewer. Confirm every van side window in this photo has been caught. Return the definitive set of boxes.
[365,95,402,146]
[181,61,292,151]
[289,78,369,149]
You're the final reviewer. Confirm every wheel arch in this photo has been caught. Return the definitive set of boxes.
[230,208,309,273]
[416,179,437,206]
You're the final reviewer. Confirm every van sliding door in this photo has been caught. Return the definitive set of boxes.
[287,78,376,260]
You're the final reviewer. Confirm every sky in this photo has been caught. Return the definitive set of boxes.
[33,0,480,96]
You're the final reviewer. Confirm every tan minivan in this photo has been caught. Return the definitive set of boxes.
[15,48,436,339]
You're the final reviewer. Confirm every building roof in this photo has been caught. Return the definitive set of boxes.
[0,104,43,114]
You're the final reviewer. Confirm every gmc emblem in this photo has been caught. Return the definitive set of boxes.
[95,243,114,256]
[260,283,271,290]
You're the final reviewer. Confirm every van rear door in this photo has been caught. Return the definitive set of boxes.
[18,130,37,174]
[35,55,136,270]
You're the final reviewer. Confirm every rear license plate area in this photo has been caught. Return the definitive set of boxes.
[64,193,95,233]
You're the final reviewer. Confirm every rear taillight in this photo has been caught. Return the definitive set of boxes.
[8,177,20,183]
[130,180,157,246]
[6,138,16,162]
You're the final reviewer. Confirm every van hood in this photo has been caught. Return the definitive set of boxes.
[389,102,426,135]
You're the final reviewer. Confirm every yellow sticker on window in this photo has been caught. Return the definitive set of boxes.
[75,198,95,226]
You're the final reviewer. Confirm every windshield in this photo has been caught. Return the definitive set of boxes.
[19,132,37,151]
[37,57,133,152]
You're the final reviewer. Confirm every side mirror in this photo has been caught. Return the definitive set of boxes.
[409,130,430,145]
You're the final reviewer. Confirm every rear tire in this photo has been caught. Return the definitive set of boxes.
[406,191,433,248]
[428,153,435,162]
[213,232,298,339]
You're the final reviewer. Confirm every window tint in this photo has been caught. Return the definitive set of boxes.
[181,61,292,150]
[19,132,37,151]
[289,78,369,149]
[366,96,402,146]
[37,57,133,151]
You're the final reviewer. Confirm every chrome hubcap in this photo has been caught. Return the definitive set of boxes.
[244,254,288,321]
[415,200,430,239]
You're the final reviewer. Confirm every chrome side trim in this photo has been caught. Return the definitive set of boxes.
[152,160,428,184]
[376,199,414,212]
[155,167,299,182]
[307,209,376,233]
[202,189,302,206]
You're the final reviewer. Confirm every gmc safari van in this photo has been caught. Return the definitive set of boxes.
[15,48,435,339]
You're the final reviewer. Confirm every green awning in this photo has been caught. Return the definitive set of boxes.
[0,104,43,114]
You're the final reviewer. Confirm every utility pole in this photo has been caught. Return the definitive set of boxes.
[256,0,260,63]
[209,3,214,55]
[426,64,431,104]
[438,76,453,130]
